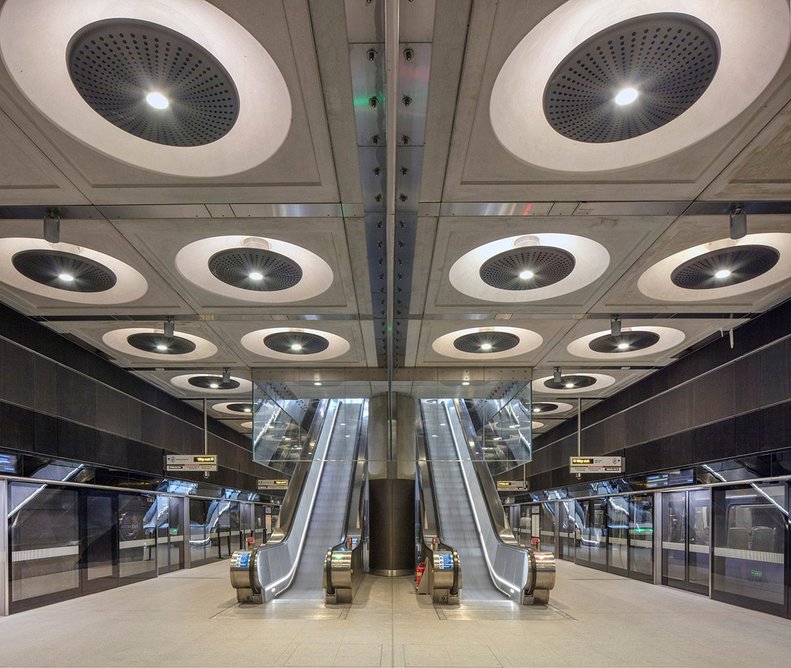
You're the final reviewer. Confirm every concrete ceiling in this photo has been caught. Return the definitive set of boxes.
[0,0,788,439]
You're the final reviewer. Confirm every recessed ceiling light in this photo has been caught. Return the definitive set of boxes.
[209,382,219,389]
[462,381,470,386]
[155,343,168,352]
[714,268,732,280]
[243,407,251,413]
[617,342,630,351]
[145,91,169,110]
[57,273,74,282]
[533,407,541,413]
[248,271,264,281]
[518,269,535,280]
[313,381,322,386]
[614,87,639,106]
[290,343,303,352]
[480,342,493,352]
[564,381,575,389]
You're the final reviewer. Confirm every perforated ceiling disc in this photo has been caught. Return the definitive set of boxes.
[479,246,576,290]
[543,13,719,143]
[188,375,240,390]
[208,248,303,291]
[126,333,196,355]
[263,332,330,355]
[11,249,117,292]
[588,331,660,353]
[543,375,597,390]
[453,331,520,354]
[67,19,239,147]
[531,403,560,413]
[670,245,780,289]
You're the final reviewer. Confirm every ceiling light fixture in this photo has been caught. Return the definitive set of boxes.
[617,342,630,351]
[553,367,562,384]
[43,209,60,244]
[145,91,169,110]
[614,87,639,106]
[314,381,322,386]
[611,315,621,337]
[155,343,168,352]
[57,273,74,282]
[565,381,575,389]
[290,343,303,352]
[243,407,251,413]
[714,269,732,280]
[248,271,264,281]
[221,368,231,384]
[209,382,219,389]
[462,381,470,386]
[480,342,493,351]
[163,318,175,338]
[533,407,541,413]
[518,269,535,280]
[730,205,747,240]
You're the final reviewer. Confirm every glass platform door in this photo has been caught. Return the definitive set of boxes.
[81,490,118,595]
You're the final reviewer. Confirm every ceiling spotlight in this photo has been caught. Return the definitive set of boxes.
[518,269,535,280]
[617,342,630,351]
[209,382,219,389]
[155,343,169,352]
[248,271,264,281]
[243,407,252,413]
[290,343,303,352]
[730,205,747,240]
[145,91,169,110]
[462,381,470,386]
[553,367,562,384]
[714,268,732,280]
[533,407,541,413]
[57,273,74,282]
[222,368,231,384]
[314,381,322,386]
[43,209,60,244]
[480,342,493,352]
[614,87,639,106]
[611,315,621,337]
[164,318,175,338]
[564,381,575,389]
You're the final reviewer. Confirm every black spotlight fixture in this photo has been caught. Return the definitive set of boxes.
[610,315,621,337]
[208,247,303,292]
[671,245,780,289]
[127,332,196,355]
[43,209,60,244]
[453,331,520,354]
[730,204,747,240]
[188,375,240,391]
[479,246,575,290]
[589,330,660,354]
[12,248,117,292]
[263,331,330,355]
[553,367,562,384]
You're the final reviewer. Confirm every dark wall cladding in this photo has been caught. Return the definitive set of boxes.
[0,303,274,490]
[527,299,791,490]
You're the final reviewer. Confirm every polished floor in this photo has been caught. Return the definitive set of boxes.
[1,559,789,667]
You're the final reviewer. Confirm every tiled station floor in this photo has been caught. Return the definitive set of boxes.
[1,559,789,667]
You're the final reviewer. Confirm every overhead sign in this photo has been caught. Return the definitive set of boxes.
[165,454,218,472]
[496,480,529,491]
[569,456,624,474]
[257,479,289,491]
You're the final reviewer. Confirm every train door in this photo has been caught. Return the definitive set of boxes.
[80,489,118,595]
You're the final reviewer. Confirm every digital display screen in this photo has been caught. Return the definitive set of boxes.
[0,453,17,474]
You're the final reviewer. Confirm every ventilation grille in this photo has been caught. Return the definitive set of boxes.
[479,246,576,290]
[588,331,661,353]
[671,245,780,289]
[544,13,719,143]
[264,332,330,355]
[543,374,597,390]
[12,250,117,292]
[453,331,520,354]
[68,19,239,147]
[208,248,303,292]
[127,333,196,355]
[188,375,240,390]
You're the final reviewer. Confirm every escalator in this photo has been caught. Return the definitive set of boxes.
[230,398,367,603]
[419,399,555,605]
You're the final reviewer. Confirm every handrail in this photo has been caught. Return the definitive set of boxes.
[324,400,369,604]
[442,400,554,605]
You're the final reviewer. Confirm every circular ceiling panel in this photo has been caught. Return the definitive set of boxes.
[530,402,573,416]
[532,373,616,394]
[170,373,252,394]
[479,246,576,290]
[670,245,780,289]
[175,236,332,304]
[208,248,303,292]
[12,249,117,293]
[453,331,520,354]
[241,327,349,362]
[212,401,258,416]
[544,14,719,143]
[490,0,790,172]
[449,234,609,303]
[568,325,685,360]
[432,326,543,361]
[68,19,239,147]
[638,234,791,302]
[0,238,147,304]
[0,0,291,177]
[102,327,217,361]
[263,331,330,355]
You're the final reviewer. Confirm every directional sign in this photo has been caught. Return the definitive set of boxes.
[569,456,624,474]
[257,479,289,491]
[164,454,218,472]
[496,480,529,491]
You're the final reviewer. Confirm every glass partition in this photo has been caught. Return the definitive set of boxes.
[628,494,654,581]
